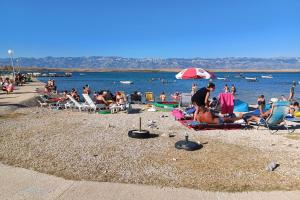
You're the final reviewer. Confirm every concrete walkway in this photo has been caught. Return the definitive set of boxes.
[0,163,299,200]
[0,80,44,106]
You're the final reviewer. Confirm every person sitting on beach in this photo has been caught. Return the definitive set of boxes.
[2,77,9,91]
[209,97,218,109]
[191,82,215,121]
[71,88,80,102]
[289,101,299,116]
[245,98,277,125]
[96,91,109,106]
[60,90,69,101]
[116,91,126,105]
[159,92,166,102]
[195,107,241,124]
[5,80,14,94]
[171,92,181,102]
[83,85,91,94]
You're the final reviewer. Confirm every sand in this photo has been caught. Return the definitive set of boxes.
[0,80,300,192]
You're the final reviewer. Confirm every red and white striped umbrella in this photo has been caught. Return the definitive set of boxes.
[175,67,215,79]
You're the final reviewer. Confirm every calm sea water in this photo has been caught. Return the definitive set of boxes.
[37,72,300,104]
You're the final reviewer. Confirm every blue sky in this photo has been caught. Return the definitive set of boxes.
[0,0,299,58]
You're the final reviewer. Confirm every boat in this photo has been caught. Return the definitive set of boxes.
[217,77,228,80]
[79,73,85,76]
[120,81,133,84]
[245,77,257,82]
[261,75,273,79]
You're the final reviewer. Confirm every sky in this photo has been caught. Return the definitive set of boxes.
[0,0,300,58]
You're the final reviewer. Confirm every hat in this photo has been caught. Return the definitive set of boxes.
[269,98,278,103]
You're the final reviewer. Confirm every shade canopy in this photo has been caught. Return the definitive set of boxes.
[175,67,215,80]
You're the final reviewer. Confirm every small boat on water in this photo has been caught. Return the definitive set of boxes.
[120,81,133,84]
[217,77,228,80]
[245,77,257,82]
[79,73,85,76]
[261,75,273,79]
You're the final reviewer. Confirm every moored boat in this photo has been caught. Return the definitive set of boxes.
[245,77,257,82]
[217,77,227,80]
[120,81,133,84]
[261,75,273,79]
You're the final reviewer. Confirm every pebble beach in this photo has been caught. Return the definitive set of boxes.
[1,81,300,192]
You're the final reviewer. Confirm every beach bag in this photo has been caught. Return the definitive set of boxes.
[172,109,185,120]
[294,111,300,117]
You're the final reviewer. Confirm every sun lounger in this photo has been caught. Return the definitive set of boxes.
[67,94,90,111]
[256,101,295,134]
[82,93,106,112]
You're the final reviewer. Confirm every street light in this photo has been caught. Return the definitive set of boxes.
[8,49,15,78]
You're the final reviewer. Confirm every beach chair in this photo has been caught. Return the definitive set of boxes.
[257,101,295,134]
[180,93,192,107]
[66,94,89,111]
[130,92,142,104]
[82,93,106,112]
[145,92,154,102]
[36,95,61,109]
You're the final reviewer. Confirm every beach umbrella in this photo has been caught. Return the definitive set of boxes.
[175,67,215,80]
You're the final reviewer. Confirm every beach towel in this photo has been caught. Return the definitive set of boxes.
[178,119,242,130]
[218,93,234,114]
[172,109,185,120]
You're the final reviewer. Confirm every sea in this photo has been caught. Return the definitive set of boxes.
[37,72,300,104]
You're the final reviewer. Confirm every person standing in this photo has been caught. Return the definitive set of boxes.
[191,83,197,95]
[191,82,216,120]
[231,84,236,95]
[159,92,167,102]
[224,84,230,93]
[289,81,296,101]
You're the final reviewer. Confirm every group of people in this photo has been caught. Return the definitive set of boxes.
[190,80,299,125]
[158,91,181,102]
[223,84,236,95]
[1,77,14,94]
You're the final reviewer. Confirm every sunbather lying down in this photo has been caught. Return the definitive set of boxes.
[195,107,241,124]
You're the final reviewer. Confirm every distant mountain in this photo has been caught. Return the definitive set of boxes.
[0,56,300,69]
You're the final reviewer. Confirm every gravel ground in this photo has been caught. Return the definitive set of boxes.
[0,106,300,192]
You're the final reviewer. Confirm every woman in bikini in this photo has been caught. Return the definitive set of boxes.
[196,107,241,124]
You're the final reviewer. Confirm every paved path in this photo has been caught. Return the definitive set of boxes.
[0,81,44,106]
[0,163,299,200]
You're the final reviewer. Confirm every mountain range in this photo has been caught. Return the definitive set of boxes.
[0,56,300,69]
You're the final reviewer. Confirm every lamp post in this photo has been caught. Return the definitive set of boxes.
[8,49,15,78]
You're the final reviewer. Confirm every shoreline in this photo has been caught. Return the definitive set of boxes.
[1,67,300,73]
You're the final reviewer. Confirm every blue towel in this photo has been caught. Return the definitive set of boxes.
[186,107,196,114]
